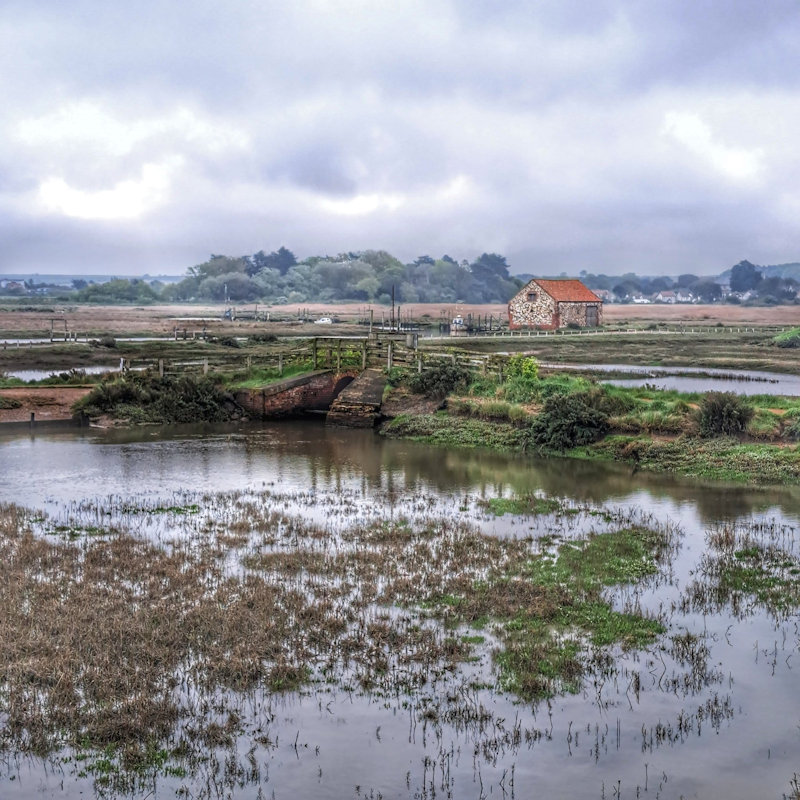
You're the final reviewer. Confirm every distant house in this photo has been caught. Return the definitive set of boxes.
[508,278,603,330]
[654,290,676,304]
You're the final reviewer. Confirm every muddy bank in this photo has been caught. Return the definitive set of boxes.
[0,386,92,424]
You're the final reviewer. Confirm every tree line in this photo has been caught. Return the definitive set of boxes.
[158,249,520,305]
[4,252,799,306]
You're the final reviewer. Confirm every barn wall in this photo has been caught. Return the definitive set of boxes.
[508,285,557,329]
[558,302,603,327]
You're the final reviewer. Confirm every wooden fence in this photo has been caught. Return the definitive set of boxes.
[118,336,523,382]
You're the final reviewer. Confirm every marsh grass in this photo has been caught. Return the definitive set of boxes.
[0,489,678,791]
[686,519,800,617]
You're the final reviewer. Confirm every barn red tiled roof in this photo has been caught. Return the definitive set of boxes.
[533,279,601,303]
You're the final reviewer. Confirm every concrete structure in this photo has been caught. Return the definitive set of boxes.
[326,368,387,428]
[508,278,603,330]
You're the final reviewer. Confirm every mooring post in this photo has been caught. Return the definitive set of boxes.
[30,412,35,428]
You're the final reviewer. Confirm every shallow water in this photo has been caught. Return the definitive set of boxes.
[551,363,800,396]
[1,421,799,799]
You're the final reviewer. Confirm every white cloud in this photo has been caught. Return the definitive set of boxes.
[15,101,249,158]
[662,111,764,181]
[38,158,181,220]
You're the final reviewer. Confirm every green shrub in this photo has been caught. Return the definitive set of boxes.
[506,354,539,381]
[407,360,471,400]
[468,377,501,398]
[75,372,234,424]
[385,366,408,387]
[773,328,800,348]
[697,391,754,436]
[502,375,540,404]
[575,386,635,415]
[529,393,610,452]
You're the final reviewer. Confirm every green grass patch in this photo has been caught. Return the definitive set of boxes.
[586,435,800,485]
[382,412,528,452]
[424,527,667,702]
[482,495,565,516]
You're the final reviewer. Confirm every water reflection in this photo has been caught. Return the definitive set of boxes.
[1,420,798,525]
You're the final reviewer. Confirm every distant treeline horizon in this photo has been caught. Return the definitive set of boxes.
[4,251,799,306]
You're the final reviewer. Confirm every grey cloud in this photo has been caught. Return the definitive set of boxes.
[2,0,799,276]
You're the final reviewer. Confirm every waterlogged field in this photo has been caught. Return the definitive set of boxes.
[1,422,800,799]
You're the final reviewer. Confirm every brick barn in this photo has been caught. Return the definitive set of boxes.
[508,278,603,330]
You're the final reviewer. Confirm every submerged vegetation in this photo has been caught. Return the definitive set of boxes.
[0,488,679,791]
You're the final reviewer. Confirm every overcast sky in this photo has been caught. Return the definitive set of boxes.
[2,1,799,277]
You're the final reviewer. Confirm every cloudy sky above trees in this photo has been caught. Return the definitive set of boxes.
[3,0,799,276]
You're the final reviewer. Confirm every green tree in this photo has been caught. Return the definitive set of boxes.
[730,260,762,292]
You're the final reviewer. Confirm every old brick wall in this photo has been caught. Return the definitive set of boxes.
[235,371,358,418]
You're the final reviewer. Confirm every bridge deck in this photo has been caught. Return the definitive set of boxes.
[326,368,386,427]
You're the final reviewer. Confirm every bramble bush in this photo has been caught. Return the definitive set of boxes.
[529,393,610,452]
[407,360,471,400]
[697,391,754,436]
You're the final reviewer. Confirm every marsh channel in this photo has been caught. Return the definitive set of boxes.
[1,420,800,799]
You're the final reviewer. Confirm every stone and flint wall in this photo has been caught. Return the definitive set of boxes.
[557,301,602,328]
[508,281,603,329]
[508,291,558,329]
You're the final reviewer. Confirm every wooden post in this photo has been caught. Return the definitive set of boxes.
[312,339,318,369]
[158,359,164,377]
[362,341,367,370]
[336,339,341,371]
[278,353,284,376]
[369,309,373,336]
[203,358,208,375]
[246,354,252,374]
[387,339,394,370]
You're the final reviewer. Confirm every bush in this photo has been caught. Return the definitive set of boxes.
[575,386,635,416]
[529,393,610,452]
[697,392,754,436]
[407,360,471,400]
[506,354,539,381]
[385,367,408,387]
[75,372,235,424]
[773,328,800,348]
